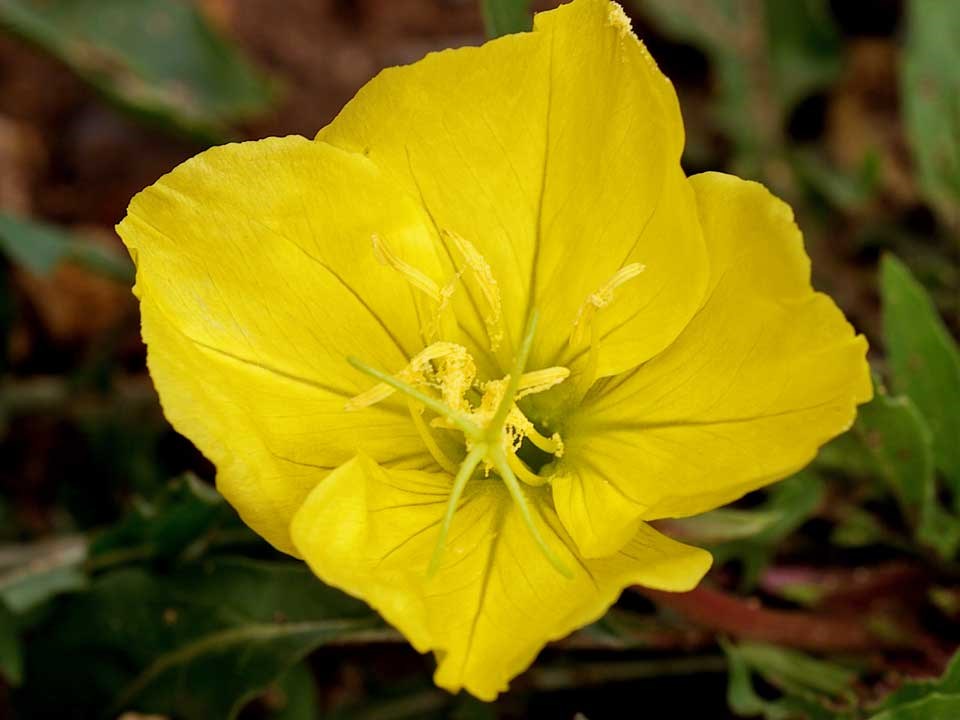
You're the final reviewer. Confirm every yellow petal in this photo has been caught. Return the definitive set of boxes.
[291,455,711,700]
[563,173,872,530]
[118,136,446,553]
[317,0,708,376]
[550,463,646,558]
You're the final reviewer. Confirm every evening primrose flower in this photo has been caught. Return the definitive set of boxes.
[117,0,871,700]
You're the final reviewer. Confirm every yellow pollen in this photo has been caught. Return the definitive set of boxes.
[344,341,466,411]
[346,311,574,578]
[570,261,646,348]
[516,366,570,400]
[372,233,444,303]
[443,229,504,353]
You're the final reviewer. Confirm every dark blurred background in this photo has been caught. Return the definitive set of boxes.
[0,1,958,718]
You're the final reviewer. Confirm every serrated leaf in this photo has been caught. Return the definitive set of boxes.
[0,0,274,140]
[901,0,960,228]
[881,255,960,502]
[481,0,531,39]
[22,557,381,720]
[0,213,134,282]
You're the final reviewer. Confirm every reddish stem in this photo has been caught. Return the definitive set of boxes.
[638,584,891,652]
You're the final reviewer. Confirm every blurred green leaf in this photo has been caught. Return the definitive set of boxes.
[635,0,839,176]
[481,0,531,39]
[663,508,784,544]
[870,695,960,720]
[723,640,855,720]
[711,472,825,588]
[0,0,274,140]
[881,255,960,503]
[90,473,243,567]
[902,0,960,229]
[855,389,933,525]
[23,557,381,719]
[0,264,10,375]
[0,213,134,282]
[875,646,960,712]
[0,537,88,614]
[264,662,320,720]
[830,505,891,550]
[0,599,22,686]
[764,0,840,110]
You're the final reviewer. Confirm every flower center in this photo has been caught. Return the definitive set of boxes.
[346,308,573,577]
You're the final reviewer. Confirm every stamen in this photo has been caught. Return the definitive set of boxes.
[443,229,504,353]
[372,234,443,303]
[516,367,570,400]
[569,262,646,348]
[407,400,459,475]
[344,342,462,411]
[526,425,564,457]
[428,443,486,576]
[345,356,484,442]
[507,451,550,487]
[488,310,539,440]
[490,446,573,578]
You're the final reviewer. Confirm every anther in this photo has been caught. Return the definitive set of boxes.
[443,229,504,353]
[569,262,646,348]
[372,234,444,303]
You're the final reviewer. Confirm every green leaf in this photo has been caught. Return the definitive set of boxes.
[663,508,785,544]
[881,255,960,503]
[0,599,22,686]
[22,557,381,720]
[763,0,841,111]
[0,537,88,614]
[711,472,825,588]
[481,0,531,38]
[901,0,960,229]
[0,0,274,141]
[870,695,960,720]
[634,0,839,177]
[855,389,934,524]
[723,641,854,720]
[876,646,960,711]
[0,213,134,282]
[262,662,320,720]
[89,473,243,567]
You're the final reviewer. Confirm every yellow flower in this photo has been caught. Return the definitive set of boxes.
[117,0,872,700]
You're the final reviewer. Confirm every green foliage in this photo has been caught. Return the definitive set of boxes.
[481,0,532,39]
[723,641,856,720]
[0,537,87,614]
[869,649,960,719]
[21,557,381,719]
[0,0,274,140]
[635,0,839,176]
[882,255,960,504]
[0,599,22,686]
[89,472,247,566]
[901,0,960,229]
[703,472,825,589]
[0,213,134,282]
